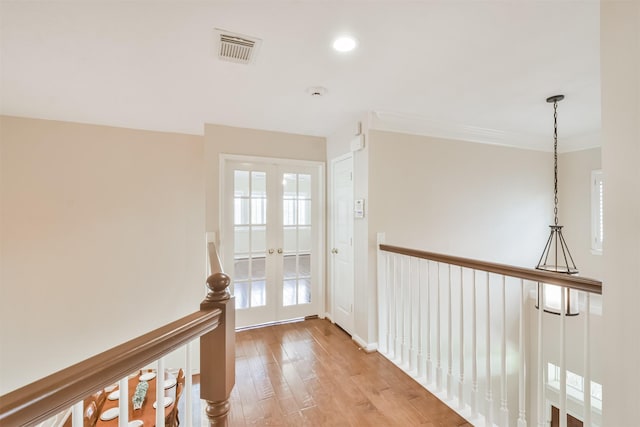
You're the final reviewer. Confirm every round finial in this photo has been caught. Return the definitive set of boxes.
[204,272,231,302]
[546,94,565,103]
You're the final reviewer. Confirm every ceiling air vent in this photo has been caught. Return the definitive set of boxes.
[215,29,262,65]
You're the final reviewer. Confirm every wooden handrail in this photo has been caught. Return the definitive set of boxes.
[0,309,222,426]
[1,240,235,427]
[379,244,602,294]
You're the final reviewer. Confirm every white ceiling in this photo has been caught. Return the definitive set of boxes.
[0,1,601,151]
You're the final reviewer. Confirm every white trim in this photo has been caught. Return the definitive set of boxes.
[352,334,378,353]
[235,316,306,332]
[220,153,324,168]
[331,151,355,164]
[591,169,604,254]
[370,110,602,153]
[372,110,541,150]
[219,154,325,327]
[328,152,355,334]
[328,152,353,323]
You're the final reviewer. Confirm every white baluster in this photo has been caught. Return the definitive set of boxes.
[537,284,545,427]
[118,376,128,427]
[389,255,397,359]
[396,255,403,361]
[410,257,419,373]
[185,341,193,427]
[387,252,394,358]
[426,260,433,384]
[471,270,478,418]
[156,358,165,427]
[517,280,527,427]
[485,272,493,427]
[403,256,411,366]
[584,293,592,427]
[458,266,465,410]
[447,264,454,400]
[500,275,509,427]
[560,288,567,427]
[436,262,443,391]
[72,401,83,427]
[417,259,426,379]
[377,233,387,354]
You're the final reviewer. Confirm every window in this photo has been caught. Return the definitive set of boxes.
[547,362,602,411]
[591,170,603,254]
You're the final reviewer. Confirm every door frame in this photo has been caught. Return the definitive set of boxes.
[328,152,354,329]
[219,154,326,324]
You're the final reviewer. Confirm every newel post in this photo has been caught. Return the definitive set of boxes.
[200,243,235,426]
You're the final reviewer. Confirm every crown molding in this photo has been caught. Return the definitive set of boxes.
[369,111,601,153]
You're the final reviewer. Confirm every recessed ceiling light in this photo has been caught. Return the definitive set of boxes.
[332,36,357,52]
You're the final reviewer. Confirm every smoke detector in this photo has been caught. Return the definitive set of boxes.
[214,29,262,64]
[307,86,328,97]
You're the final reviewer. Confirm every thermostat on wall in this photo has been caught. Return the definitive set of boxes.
[354,199,365,219]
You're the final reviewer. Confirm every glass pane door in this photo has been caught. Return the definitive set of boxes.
[223,158,322,328]
[282,172,312,307]
[277,167,318,321]
[233,170,268,311]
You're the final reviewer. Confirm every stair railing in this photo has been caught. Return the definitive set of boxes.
[377,233,602,427]
[0,242,235,427]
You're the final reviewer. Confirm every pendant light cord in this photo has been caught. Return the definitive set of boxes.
[553,100,559,226]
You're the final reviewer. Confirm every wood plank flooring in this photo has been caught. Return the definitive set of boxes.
[190,318,471,426]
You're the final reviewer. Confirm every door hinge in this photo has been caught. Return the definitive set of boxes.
[350,304,353,313]
[350,172,353,181]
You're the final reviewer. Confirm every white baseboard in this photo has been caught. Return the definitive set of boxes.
[352,334,378,353]
[324,312,334,323]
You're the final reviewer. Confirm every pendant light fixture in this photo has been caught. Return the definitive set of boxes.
[535,95,579,316]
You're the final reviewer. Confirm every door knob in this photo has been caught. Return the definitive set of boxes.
[277,248,283,254]
[268,248,275,255]
[331,248,338,254]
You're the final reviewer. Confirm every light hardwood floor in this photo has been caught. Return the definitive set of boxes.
[185,318,471,426]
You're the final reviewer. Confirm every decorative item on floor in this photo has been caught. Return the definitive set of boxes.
[535,94,579,316]
[132,380,149,410]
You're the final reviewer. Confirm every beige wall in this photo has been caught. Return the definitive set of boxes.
[203,123,325,236]
[368,130,552,267]
[0,116,205,394]
[601,1,640,425]
[559,148,603,279]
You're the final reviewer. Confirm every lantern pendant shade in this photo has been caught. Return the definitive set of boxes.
[536,225,578,275]
[535,94,580,316]
[536,284,580,316]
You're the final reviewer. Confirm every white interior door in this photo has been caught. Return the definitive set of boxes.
[331,154,354,333]
[222,156,323,328]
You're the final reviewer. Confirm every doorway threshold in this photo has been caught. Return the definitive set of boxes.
[235,316,317,332]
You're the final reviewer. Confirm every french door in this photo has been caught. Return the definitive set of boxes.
[221,156,324,328]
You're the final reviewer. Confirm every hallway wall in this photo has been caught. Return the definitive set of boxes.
[0,116,205,394]
[600,1,640,424]
[368,130,551,266]
[559,147,603,280]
